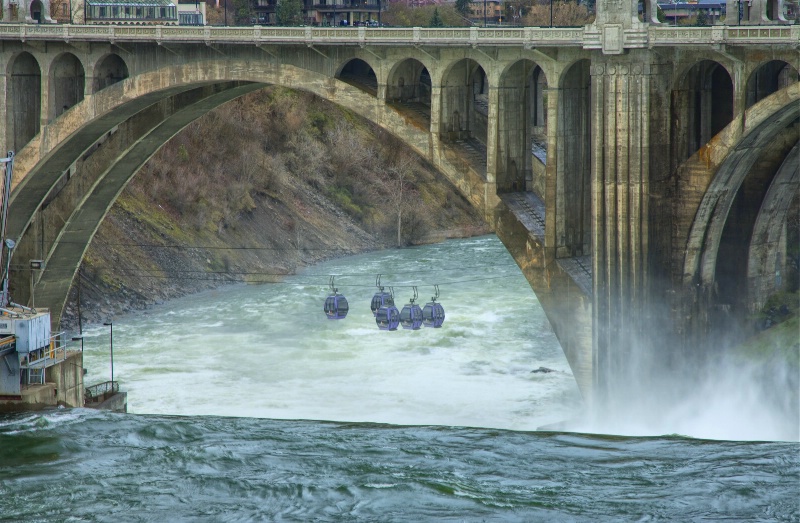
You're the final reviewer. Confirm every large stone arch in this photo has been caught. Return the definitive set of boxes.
[8,59,498,327]
[48,52,86,122]
[671,59,734,164]
[5,52,42,154]
[680,82,799,333]
[746,142,799,312]
[556,58,591,258]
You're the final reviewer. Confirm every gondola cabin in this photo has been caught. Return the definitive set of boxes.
[400,302,423,330]
[422,301,445,328]
[324,293,349,320]
[376,305,400,331]
[370,291,394,316]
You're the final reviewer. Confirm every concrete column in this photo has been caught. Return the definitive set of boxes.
[731,61,747,128]
[0,55,6,155]
[543,81,560,259]
[39,54,53,132]
[485,85,499,185]
[590,54,651,406]
[429,84,442,137]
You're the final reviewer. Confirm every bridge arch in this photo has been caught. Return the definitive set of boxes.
[8,57,501,325]
[439,58,488,147]
[747,142,799,313]
[5,51,41,154]
[556,58,591,258]
[335,57,378,95]
[497,59,548,194]
[672,59,734,163]
[48,52,86,122]
[681,82,799,329]
[385,58,431,105]
[93,53,129,93]
[745,59,799,109]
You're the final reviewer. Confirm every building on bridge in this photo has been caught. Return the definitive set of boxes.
[657,0,727,25]
[249,0,382,26]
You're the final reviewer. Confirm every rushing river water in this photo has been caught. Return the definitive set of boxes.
[1,236,798,521]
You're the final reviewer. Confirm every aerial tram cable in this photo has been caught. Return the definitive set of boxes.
[323,276,349,320]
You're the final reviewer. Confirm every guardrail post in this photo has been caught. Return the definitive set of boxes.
[413,26,420,43]
[470,26,478,45]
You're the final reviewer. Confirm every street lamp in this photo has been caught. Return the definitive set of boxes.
[71,335,84,352]
[483,0,487,26]
[550,0,553,27]
[103,322,114,384]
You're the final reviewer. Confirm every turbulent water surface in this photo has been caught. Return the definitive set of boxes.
[1,236,797,521]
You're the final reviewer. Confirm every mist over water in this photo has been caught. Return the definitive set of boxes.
[78,235,798,442]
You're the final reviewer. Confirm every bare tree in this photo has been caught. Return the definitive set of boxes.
[523,1,594,26]
[380,157,417,247]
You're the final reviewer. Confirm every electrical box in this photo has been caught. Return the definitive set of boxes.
[12,313,51,353]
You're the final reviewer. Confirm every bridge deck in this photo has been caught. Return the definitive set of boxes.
[501,191,592,297]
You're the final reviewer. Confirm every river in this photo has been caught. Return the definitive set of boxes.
[1,236,797,521]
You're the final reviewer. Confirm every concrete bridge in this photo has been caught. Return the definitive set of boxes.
[1,7,798,406]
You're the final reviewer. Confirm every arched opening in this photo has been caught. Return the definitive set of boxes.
[497,60,548,195]
[672,60,733,163]
[93,54,128,93]
[29,0,43,22]
[6,52,41,153]
[50,53,86,121]
[714,126,798,334]
[556,59,591,258]
[386,58,431,128]
[440,59,489,173]
[747,143,799,315]
[746,60,799,109]
[336,58,377,95]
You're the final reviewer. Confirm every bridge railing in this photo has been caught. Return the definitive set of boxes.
[0,23,796,47]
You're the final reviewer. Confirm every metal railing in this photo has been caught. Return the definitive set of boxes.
[85,380,120,402]
[18,332,68,370]
[0,23,794,48]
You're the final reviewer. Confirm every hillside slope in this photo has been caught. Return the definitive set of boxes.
[62,87,488,327]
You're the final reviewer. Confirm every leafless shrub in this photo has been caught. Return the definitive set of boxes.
[523,1,594,26]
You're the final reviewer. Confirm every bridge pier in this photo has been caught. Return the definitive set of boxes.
[590,52,657,406]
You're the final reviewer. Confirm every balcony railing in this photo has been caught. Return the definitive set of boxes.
[18,332,67,370]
